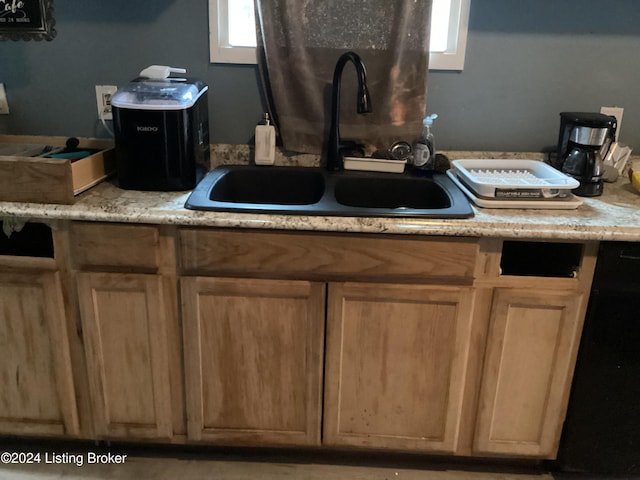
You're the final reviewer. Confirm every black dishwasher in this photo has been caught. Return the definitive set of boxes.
[557,241,640,474]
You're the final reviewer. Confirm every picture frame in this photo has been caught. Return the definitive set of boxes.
[0,0,56,41]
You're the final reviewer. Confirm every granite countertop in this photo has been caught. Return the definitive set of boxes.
[1,149,639,241]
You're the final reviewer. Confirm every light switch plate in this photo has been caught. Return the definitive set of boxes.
[0,83,9,114]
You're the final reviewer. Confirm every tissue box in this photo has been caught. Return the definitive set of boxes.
[0,135,115,204]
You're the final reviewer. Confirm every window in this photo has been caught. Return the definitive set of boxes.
[428,0,470,70]
[209,0,257,64]
[209,0,470,70]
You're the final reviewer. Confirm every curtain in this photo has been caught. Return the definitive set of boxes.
[255,0,432,157]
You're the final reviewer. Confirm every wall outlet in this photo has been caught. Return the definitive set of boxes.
[0,83,9,115]
[96,85,118,120]
[600,106,624,141]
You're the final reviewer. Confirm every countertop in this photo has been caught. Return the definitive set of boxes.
[1,145,639,241]
[1,172,639,241]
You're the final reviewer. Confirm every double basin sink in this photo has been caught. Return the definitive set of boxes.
[185,165,473,218]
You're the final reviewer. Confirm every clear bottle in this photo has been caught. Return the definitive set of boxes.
[413,114,438,170]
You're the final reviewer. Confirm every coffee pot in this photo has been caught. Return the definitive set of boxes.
[553,112,617,197]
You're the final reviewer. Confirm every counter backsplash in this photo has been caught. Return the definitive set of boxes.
[211,145,640,181]
[211,144,320,168]
[211,144,544,168]
[210,144,550,169]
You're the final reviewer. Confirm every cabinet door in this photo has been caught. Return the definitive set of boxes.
[77,272,172,439]
[474,288,583,458]
[0,271,79,436]
[324,282,475,453]
[181,277,325,446]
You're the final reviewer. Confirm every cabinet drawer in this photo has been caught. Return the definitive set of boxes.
[179,229,478,283]
[70,222,160,270]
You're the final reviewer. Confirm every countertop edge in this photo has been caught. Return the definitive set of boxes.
[2,190,640,241]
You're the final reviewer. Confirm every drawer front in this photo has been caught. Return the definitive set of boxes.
[179,229,478,283]
[71,222,160,270]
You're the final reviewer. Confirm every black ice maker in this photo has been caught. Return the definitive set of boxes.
[111,66,210,191]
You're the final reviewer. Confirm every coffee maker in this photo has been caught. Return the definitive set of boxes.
[553,112,617,197]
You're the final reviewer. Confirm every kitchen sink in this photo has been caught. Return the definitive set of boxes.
[185,165,473,218]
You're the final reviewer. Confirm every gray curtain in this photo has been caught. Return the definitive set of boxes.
[255,0,432,157]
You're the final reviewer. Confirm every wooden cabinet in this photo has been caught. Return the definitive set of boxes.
[77,272,173,439]
[0,269,79,437]
[181,276,325,446]
[174,234,594,459]
[1,220,598,460]
[473,288,584,458]
[470,239,598,459]
[178,229,478,449]
[70,222,180,441]
[323,282,476,453]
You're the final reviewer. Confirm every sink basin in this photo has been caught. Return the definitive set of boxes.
[185,165,473,218]
[334,176,451,210]
[210,167,324,205]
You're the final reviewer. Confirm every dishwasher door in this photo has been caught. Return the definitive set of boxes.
[557,241,640,474]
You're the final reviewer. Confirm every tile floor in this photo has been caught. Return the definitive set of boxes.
[0,456,550,480]
[0,440,632,480]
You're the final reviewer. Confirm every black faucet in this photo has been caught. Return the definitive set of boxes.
[326,51,372,171]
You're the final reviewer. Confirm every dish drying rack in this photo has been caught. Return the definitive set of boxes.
[451,159,579,199]
[466,168,560,186]
[448,159,582,209]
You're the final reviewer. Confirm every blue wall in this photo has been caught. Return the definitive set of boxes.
[1,0,639,152]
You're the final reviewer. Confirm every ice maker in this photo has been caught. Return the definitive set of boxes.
[111,66,210,191]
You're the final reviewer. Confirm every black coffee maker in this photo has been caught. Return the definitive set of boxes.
[553,112,617,197]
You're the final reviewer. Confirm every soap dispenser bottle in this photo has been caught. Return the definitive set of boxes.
[413,114,438,170]
[254,113,276,165]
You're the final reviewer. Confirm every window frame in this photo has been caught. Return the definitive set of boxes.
[209,0,470,71]
[208,0,257,64]
[428,0,470,70]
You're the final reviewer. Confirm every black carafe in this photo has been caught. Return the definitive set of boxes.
[561,142,603,196]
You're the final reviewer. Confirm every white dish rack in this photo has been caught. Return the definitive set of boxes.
[451,159,579,199]
[446,170,583,209]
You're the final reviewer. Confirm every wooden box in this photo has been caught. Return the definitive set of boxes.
[0,135,115,204]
